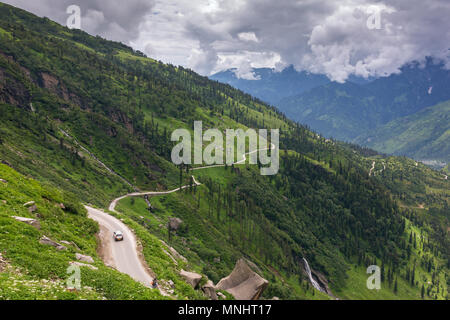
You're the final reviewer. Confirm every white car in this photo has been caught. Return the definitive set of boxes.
[113,231,124,241]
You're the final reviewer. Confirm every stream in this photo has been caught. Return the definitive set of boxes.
[303,258,326,293]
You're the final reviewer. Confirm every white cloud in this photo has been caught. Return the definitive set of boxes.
[238,32,259,42]
[2,0,156,42]
[4,0,450,81]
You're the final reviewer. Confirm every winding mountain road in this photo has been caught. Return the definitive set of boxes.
[86,141,275,291]
[86,206,154,286]
[108,176,201,212]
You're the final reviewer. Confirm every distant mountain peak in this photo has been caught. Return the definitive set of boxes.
[210,65,330,105]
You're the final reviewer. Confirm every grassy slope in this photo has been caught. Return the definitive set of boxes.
[353,155,449,299]
[115,161,448,300]
[357,100,450,163]
[0,2,447,300]
[0,104,132,207]
[0,164,164,300]
[115,167,330,300]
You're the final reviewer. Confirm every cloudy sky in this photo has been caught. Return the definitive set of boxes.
[3,0,450,82]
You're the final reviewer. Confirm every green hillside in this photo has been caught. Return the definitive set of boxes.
[278,82,381,141]
[0,2,448,300]
[277,60,450,164]
[356,100,450,164]
[0,163,165,299]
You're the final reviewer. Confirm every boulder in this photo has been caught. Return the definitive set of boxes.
[23,201,37,213]
[61,240,80,250]
[39,236,67,251]
[243,258,263,274]
[12,216,41,230]
[75,253,94,264]
[179,269,202,288]
[169,217,183,231]
[69,261,98,270]
[215,258,268,300]
[202,280,218,300]
[23,201,35,207]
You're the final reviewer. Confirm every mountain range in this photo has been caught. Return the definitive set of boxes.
[211,60,450,165]
[0,2,448,301]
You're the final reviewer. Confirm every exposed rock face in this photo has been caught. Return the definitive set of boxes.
[243,258,263,274]
[39,72,70,102]
[0,68,31,107]
[311,269,334,297]
[179,269,202,288]
[169,217,183,231]
[12,216,41,230]
[215,258,268,300]
[202,280,218,300]
[39,236,67,251]
[301,259,335,298]
[75,253,94,264]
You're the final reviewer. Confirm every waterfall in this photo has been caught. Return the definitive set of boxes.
[302,258,325,293]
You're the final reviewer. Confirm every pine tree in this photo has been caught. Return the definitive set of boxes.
[394,277,398,294]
